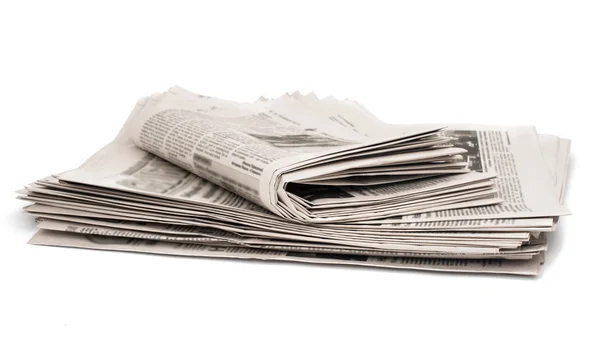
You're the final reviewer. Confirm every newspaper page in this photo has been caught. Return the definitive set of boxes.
[125,87,436,215]
[48,91,565,230]
[290,93,570,222]
[57,88,495,223]
[398,125,569,221]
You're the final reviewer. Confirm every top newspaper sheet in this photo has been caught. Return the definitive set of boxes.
[56,87,568,225]
[302,97,570,223]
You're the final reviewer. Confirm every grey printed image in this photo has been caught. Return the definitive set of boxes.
[85,235,136,245]
[117,154,191,194]
[247,129,355,149]
[285,252,369,262]
[442,130,483,172]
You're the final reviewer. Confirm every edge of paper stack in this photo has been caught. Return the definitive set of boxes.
[17,87,571,276]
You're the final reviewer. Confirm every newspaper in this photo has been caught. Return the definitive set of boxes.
[48,92,566,228]
[57,87,499,223]
[284,92,569,222]
[16,89,571,275]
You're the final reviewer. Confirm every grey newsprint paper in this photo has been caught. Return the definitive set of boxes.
[18,87,571,275]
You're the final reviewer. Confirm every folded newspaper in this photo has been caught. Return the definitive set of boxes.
[17,87,571,276]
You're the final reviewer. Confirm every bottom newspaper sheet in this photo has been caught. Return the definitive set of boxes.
[30,229,543,276]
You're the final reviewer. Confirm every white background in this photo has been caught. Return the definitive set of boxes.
[1,1,598,342]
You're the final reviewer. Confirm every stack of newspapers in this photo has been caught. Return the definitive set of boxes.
[17,87,571,275]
